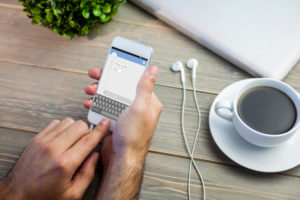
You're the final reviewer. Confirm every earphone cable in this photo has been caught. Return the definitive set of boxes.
[188,79,206,200]
[181,82,206,200]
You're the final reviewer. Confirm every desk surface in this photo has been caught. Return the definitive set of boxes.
[0,1,300,199]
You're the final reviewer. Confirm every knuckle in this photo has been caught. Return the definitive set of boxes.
[64,117,75,124]
[53,157,69,173]
[76,120,89,132]
[148,75,156,85]
[82,134,94,146]
[94,123,107,132]
[52,119,60,124]
[41,141,55,154]
[158,102,163,111]
[34,138,45,148]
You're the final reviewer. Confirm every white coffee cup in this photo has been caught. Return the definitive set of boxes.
[215,78,300,147]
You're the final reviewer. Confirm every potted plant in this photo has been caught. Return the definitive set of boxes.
[18,0,126,38]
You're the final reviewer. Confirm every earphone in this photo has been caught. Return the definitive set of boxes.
[171,61,185,83]
[187,58,198,81]
[171,59,206,200]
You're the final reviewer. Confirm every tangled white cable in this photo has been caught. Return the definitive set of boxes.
[171,59,206,200]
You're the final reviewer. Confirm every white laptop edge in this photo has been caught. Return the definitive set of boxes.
[130,0,300,80]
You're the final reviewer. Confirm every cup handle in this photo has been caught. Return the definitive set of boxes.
[215,101,234,121]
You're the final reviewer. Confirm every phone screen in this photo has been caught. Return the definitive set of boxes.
[97,47,149,105]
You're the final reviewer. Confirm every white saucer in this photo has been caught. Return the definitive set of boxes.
[209,79,300,172]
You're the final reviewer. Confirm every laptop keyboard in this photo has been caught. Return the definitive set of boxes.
[91,94,128,120]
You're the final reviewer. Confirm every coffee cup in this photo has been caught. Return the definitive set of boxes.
[215,78,300,147]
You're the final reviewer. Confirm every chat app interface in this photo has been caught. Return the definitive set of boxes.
[97,47,148,105]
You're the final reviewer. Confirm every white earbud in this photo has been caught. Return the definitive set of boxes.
[186,58,198,81]
[171,61,185,83]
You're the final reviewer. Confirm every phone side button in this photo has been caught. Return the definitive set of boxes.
[100,110,118,121]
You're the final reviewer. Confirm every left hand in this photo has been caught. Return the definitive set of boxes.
[84,65,162,162]
[0,118,110,200]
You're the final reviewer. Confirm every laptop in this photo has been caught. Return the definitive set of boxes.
[130,0,300,80]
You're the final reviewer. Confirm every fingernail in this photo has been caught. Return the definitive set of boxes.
[101,118,110,126]
[148,66,159,79]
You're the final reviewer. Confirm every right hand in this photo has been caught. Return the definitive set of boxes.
[84,66,162,165]
[0,118,110,200]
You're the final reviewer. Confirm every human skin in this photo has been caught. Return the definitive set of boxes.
[0,66,162,200]
[0,118,111,200]
[84,66,162,199]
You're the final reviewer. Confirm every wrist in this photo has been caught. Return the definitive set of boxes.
[115,148,146,169]
[0,175,25,200]
[0,178,14,200]
[97,148,145,200]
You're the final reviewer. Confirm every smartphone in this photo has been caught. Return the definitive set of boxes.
[88,36,153,130]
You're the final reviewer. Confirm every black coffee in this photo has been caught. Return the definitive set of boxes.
[238,86,297,135]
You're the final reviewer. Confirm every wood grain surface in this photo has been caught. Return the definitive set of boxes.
[0,1,300,199]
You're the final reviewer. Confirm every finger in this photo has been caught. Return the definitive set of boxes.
[88,68,102,80]
[134,66,159,106]
[151,93,163,117]
[63,118,110,170]
[43,118,75,143]
[51,120,90,154]
[71,152,99,198]
[36,119,60,139]
[83,99,92,109]
[84,83,98,95]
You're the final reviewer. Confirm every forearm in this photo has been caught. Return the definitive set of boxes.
[96,152,145,200]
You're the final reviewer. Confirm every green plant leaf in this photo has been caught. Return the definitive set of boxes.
[81,25,89,35]
[69,20,76,28]
[18,0,126,38]
[82,9,90,19]
[93,8,101,16]
[45,9,53,22]
[31,8,40,15]
[100,13,106,21]
[103,3,111,13]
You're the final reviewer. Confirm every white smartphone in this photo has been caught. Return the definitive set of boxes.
[88,36,153,130]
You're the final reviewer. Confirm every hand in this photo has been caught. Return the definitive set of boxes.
[0,118,110,200]
[84,66,162,199]
[84,66,162,162]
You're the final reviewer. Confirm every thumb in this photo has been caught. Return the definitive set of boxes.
[71,152,99,197]
[134,66,159,105]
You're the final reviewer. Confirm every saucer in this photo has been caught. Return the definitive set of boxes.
[209,79,300,172]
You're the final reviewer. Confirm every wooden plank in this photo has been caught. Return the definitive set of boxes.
[1,129,300,199]
[1,62,300,177]
[141,153,300,200]
[115,2,168,28]
[1,3,300,95]
[0,1,21,9]
[0,5,250,94]
[0,0,20,5]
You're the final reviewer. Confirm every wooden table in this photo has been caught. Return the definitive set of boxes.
[1,1,300,199]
